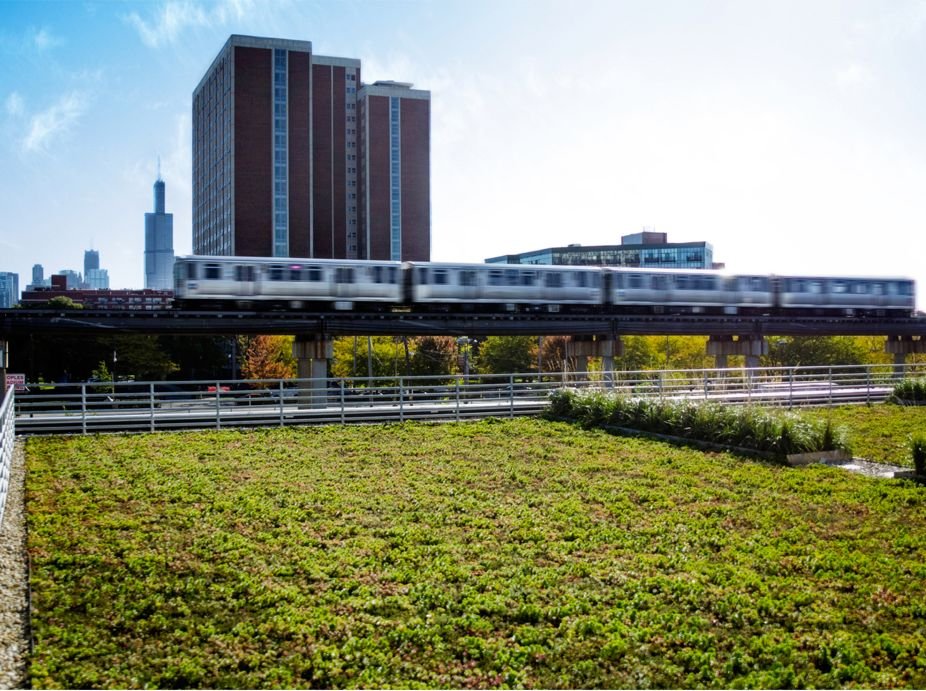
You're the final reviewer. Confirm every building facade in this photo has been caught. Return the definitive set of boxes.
[486,232,719,270]
[0,272,19,308]
[145,177,175,290]
[20,287,172,310]
[358,81,431,261]
[192,35,430,262]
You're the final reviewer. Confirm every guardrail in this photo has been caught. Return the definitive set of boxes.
[11,363,923,435]
[0,387,15,520]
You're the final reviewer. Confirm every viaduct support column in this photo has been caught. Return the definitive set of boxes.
[0,340,8,399]
[884,336,926,378]
[566,336,623,387]
[707,335,768,370]
[293,335,333,407]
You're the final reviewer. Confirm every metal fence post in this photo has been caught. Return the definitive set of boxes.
[340,380,346,425]
[279,380,285,427]
[455,381,460,422]
[399,378,405,423]
[149,382,155,432]
[81,384,87,435]
[509,374,515,418]
[828,367,833,407]
[866,366,871,406]
[215,382,221,430]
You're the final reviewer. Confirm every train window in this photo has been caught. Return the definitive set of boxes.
[545,273,562,288]
[629,274,642,289]
[612,273,623,289]
[591,273,600,287]
[418,267,429,284]
[434,270,448,285]
[788,279,806,292]
[290,268,302,281]
[832,281,847,294]
[852,282,868,294]
[308,267,322,282]
[459,271,477,287]
[810,281,823,294]
[334,268,355,284]
[899,282,914,296]
[574,272,586,288]
[268,266,285,281]
[489,271,503,286]
[185,263,197,280]
[372,266,382,283]
[506,270,519,287]
[676,275,689,290]
[521,272,536,286]
[205,264,221,280]
[652,275,668,290]
[388,267,397,284]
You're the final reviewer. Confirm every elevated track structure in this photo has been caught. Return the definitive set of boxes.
[2,308,925,399]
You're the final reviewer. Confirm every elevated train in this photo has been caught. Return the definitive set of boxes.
[173,255,916,317]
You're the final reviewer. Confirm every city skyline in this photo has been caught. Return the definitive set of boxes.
[1,1,925,307]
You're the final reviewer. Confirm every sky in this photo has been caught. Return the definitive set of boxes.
[1,0,925,307]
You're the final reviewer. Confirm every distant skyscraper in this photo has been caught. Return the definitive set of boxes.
[85,268,110,290]
[84,249,99,276]
[57,270,81,289]
[0,272,20,308]
[145,175,175,290]
[29,264,49,289]
[192,34,430,262]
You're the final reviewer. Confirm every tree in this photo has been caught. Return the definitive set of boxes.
[407,336,457,377]
[240,335,296,381]
[46,295,83,310]
[476,336,536,375]
[330,336,409,381]
[763,336,873,367]
[614,336,658,372]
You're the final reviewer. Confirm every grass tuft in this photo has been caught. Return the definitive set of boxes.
[546,389,850,457]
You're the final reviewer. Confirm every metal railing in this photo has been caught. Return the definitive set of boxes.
[0,387,15,521]
[11,363,923,435]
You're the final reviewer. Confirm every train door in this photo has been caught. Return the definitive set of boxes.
[333,267,357,299]
[234,264,256,297]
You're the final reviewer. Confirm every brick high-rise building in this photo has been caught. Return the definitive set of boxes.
[193,35,430,262]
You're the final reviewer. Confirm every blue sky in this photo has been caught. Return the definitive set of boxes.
[1,0,925,307]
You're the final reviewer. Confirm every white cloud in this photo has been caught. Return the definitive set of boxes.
[125,0,256,48]
[22,91,89,153]
[5,92,24,117]
[836,63,874,88]
[32,27,61,51]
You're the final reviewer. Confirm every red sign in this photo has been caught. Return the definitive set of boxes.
[4,374,26,392]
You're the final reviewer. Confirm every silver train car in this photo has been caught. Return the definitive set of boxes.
[173,255,916,317]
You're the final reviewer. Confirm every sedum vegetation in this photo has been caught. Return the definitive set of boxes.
[26,419,926,689]
[804,405,926,468]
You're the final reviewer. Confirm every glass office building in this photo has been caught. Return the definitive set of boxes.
[486,233,716,270]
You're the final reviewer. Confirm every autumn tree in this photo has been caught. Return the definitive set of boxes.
[240,335,296,382]
[408,336,457,377]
